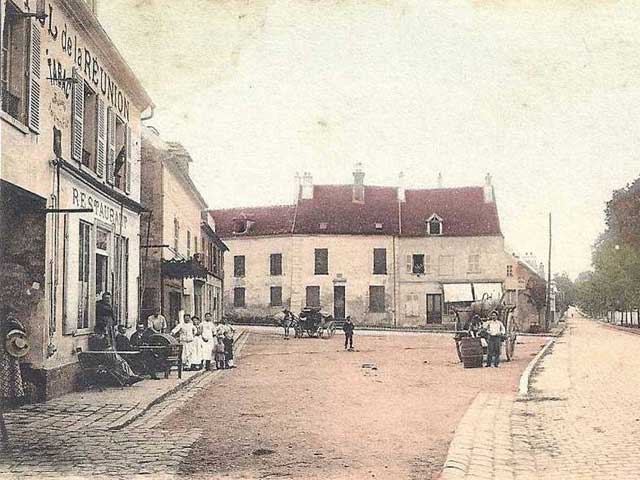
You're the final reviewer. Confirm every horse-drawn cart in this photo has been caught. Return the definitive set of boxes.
[294,307,336,338]
[453,294,518,366]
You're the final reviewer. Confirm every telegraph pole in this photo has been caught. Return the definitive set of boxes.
[544,212,552,331]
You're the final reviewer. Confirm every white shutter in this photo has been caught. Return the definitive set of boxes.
[106,107,115,184]
[125,124,132,193]
[71,68,84,162]
[27,20,41,133]
[406,255,412,273]
[96,98,106,177]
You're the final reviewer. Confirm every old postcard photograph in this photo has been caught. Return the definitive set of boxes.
[1,0,638,478]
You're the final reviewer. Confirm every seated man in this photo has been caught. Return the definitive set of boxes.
[84,326,143,386]
[129,324,147,349]
[115,325,133,351]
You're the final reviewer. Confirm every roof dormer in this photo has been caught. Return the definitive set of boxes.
[426,214,443,236]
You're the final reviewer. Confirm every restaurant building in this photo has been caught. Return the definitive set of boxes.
[1,0,153,400]
[209,168,508,328]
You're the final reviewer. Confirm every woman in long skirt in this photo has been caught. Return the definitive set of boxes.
[200,313,215,370]
[171,313,197,370]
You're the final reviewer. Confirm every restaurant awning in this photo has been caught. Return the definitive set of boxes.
[473,283,503,301]
[443,283,474,303]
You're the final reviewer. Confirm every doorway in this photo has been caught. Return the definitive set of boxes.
[168,292,181,330]
[334,285,346,320]
[426,294,442,324]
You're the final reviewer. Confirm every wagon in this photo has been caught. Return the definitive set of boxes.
[453,296,518,365]
[294,307,336,338]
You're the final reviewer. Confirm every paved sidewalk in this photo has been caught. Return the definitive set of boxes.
[440,316,640,479]
[0,331,250,479]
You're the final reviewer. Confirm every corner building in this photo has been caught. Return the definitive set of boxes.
[209,169,508,328]
[1,0,153,400]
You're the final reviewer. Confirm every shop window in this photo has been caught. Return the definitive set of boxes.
[270,253,282,276]
[373,248,387,274]
[369,286,385,313]
[234,255,245,277]
[233,287,245,308]
[77,221,92,330]
[82,83,98,171]
[1,3,29,125]
[113,235,129,326]
[306,286,320,308]
[270,286,282,307]
[314,248,328,275]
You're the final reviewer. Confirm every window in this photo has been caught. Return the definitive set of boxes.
[270,253,283,276]
[186,230,191,257]
[314,248,328,275]
[1,3,30,126]
[234,255,245,277]
[409,254,424,274]
[270,286,282,307]
[77,221,92,330]
[319,222,328,230]
[81,83,98,171]
[369,286,385,313]
[194,236,198,254]
[306,286,320,307]
[468,254,481,273]
[173,218,180,252]
[427,214,443,236]
[233,287,245,308]
[439,255,454,276]
[506,265,514,277]
[113,115,130,192]
[113,235,129,326]
[373,248,387,274]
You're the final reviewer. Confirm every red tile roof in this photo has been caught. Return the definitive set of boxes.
[209,185,502,238]
[401,187,502,237]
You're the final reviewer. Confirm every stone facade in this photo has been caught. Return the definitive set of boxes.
[1,0,152,400]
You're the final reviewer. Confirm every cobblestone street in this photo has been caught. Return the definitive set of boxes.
[442,314,640,480]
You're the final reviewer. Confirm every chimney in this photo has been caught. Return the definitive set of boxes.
[483,173,494,203]
[437,172,443,188]
[300,172,314,200]
[352,163,365,203]
[397,171,406,203]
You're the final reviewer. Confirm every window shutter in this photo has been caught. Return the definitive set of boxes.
[27,20,41,133]
[71,68,84,163]
[125,124,132,193]
[106,107,116,184]
[406,255,412,273]
[96,98,106,178]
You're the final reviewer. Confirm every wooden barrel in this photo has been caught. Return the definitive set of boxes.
[459,337,483,368]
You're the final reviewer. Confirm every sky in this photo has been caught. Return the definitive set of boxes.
[97,0,640,279]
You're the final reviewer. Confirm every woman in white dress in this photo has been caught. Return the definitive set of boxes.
[200,313,215,370]
[171,313,197,370]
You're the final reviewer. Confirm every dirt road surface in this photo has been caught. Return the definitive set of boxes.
[164,331,547,480]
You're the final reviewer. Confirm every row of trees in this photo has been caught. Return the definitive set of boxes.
[575,176,640,318]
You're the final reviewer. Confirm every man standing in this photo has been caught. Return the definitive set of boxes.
[343,316,354,351]
[147,308,167,333]
[485,311,506,367]
[95,292,116,348]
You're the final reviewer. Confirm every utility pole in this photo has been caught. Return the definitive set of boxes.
[544,212,552,331]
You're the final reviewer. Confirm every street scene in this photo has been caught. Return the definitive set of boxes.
[3,0,640,479]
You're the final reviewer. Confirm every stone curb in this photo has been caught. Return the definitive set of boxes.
[599,322,640,336]
[517,336,556,397]
[108,330,249,431]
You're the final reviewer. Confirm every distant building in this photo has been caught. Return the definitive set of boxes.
[140,127,227,328]
[209,168,507,327]
[504,253,547,332]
